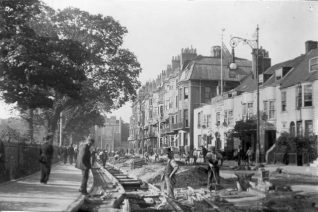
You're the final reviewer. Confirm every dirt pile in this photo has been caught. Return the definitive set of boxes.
[148,166,208,189]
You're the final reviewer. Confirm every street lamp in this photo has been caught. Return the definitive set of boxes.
[229,25,261,164]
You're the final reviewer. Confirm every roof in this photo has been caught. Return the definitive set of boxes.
[264,54,305,75]
[178,56,252,82]
[281,48,318,88]
[234,74,257,93]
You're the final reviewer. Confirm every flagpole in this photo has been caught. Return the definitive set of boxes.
[221,29,225,95]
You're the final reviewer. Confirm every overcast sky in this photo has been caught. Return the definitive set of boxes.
[1,0,318,122]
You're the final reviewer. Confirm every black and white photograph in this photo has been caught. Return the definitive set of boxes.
[0,0,318,211]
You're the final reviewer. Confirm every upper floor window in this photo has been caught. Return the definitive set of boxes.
[264,100,276,120]
[296,85,302,109]
[179,88,183,100]
[309,57,318,72]
[184,109,189,127]
[247,103,253,119]
[228,110,233,125]
[304,84,312,107]
[224,110,228,124]
[197,112,201,128]
[269,101,275,119]
[281,91,287,111]
[207,114,211,128]
[184,87,189,99]
[216,112,220,125]
[242,103,247,119]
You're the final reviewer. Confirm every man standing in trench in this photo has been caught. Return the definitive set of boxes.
[39,133,54,184]
[161,147,179,199]
[76,138,95,195]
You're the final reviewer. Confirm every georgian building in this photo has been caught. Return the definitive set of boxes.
[129,46,253,154]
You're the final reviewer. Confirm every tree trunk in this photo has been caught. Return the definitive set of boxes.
[28,109,34,143]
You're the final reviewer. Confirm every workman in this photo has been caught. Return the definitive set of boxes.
[206,146,220,191]
[161,148,179,199]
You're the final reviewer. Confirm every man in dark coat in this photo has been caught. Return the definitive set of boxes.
[39,133,54,184]
[76,138,95,195]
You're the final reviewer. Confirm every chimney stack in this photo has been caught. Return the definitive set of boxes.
[305,40,318,53]
[211,46,221,58]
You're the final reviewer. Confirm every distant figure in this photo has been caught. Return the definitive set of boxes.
[185,151,190,165]
[201,146,208,163]
[144,152,150,162]
[246,147,254,165]
[62,145,68,164]
[206,146,220,191]
[0,139,5,174]
[237,145,243,166]
[68,144,75,165]
[76,138,95,195]
[161,148,179,199]
[193,148,198,165]
[155,152,159,162]
[39,133,54,184]
[91,148,97,168]
[99,150,108,167]
[74,145,78,164]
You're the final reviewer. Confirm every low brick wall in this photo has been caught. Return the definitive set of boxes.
[0,142,59,183]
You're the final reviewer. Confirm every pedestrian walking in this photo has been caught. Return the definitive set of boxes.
[161,148,179,199]
[39,133,54,184]
[76,138,95,195]
[206,146,220,191]
[68,144,74,165]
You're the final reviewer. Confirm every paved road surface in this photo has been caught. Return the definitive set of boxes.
[0,163,93,211]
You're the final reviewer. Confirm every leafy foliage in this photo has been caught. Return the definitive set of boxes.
[0,0,87,110]
[0,1,142,137]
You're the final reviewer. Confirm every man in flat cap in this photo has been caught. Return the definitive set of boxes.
[161,147,179,199]
[76,138,95,195]
[39,133,54,184]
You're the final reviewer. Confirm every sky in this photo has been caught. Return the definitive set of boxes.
[1,0,318,122]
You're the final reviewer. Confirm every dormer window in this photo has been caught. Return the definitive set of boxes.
[309,57,318,72]
[275,68,282,80]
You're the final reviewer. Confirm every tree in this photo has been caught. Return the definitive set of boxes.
[1,2,142,139]
[0,0,89,139]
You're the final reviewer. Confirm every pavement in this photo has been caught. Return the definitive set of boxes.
[0,162,93,212]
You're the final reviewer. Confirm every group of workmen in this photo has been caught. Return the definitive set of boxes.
[161,145,222,199]
[38,133,222,199]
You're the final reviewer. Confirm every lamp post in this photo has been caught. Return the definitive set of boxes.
[229,25,261,164]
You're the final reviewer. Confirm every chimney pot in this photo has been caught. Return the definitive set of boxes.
[305,40,318,53]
